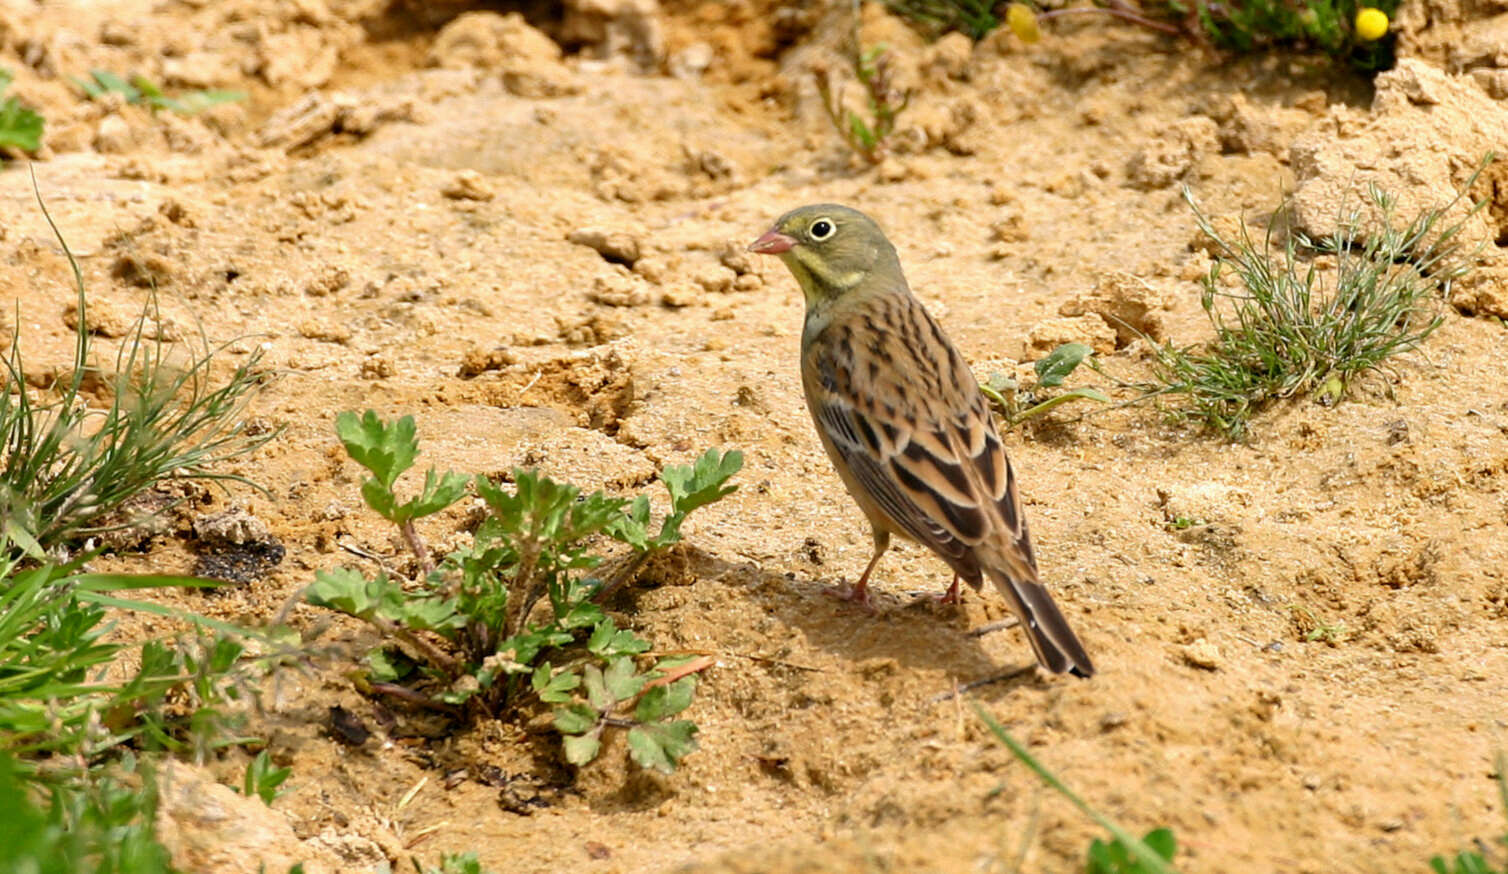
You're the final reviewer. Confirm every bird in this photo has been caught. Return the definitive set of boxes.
[747,204,1095,678]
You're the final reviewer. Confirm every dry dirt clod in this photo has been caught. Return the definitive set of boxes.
[589,271,651,307]
[1126,116,1219,190]
[1024,313,1117,358]
[1058,274,1172,346]
[62,298,133,338]
[1180,638,1224,670]
[569,227,643,266]
[441,169,496,201]
[155,761,338,874]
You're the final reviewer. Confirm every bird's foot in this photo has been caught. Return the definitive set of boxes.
[825,580,876,612]
[906,576,964,608]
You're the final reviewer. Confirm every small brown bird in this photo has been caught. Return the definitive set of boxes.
[749,204,1094,678]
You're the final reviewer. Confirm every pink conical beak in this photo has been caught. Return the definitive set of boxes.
[747,229,796,255]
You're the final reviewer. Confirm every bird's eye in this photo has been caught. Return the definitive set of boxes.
[809,218,835,240]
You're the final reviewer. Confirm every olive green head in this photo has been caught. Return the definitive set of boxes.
[747,204,905,307]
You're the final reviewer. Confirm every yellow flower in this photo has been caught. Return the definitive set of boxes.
[1354,7,1389,41]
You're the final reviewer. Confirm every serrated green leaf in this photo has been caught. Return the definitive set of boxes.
[627,720,698,774]
[562,732,601,766]
[557,599,604,630]
[336,410,418,490]
[405,468,470,519]
[634,676,695,722]
[553,703,598,735]
[365,647,413,683]
[532,665,581,704]
[359,477,398,521]
[662,448,744,515]
[393,595,459,632]
[587,617,651,658]
[581,663,612,710]
[305,567,389,618]
[603,656,646,702]
[435,686,479,705]
[608,494,652,549]
[500,627,574,666]
[1034,343,1093,387]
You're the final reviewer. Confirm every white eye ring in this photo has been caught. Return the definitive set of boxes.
[809,218,836,240]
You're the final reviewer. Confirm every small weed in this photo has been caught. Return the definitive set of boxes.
[0,68,45,153]
[1289,604,1351,643]
[419,853,492,874]
[1147,160,1487,440]
[74,70,245,116]
[975,704,1180,873]
[306,411,741,773]
[816,2,912,165]
[981,342,1110,428]
[242,749,292,806]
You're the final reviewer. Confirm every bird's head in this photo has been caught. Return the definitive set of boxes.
[748,204,903,306]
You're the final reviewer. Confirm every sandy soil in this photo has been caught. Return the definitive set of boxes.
[4,1,1508,872]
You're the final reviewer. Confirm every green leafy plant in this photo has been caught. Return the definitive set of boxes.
[73,69,245,116]
[975,704,1180,874]
[1148,161,1487,440]
[890,0,1398,71]
[306,411,741,773]
[0,68,45,152]
[981,342,1110,428]
[2,182,276,555]
[0,750,175,874]
[1430,753,1508,874]
[242,749,292,805]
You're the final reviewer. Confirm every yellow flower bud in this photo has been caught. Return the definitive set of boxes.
[1007,3,1042,43]
[1354,7,1389,41]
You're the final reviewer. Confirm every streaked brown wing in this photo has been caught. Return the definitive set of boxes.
[807,292,1039,579]
[813,397,974,566]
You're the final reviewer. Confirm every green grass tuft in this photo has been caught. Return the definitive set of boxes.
[1147,160,1487,440]
[3,176,276,555]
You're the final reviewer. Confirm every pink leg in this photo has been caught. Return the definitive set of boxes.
[827,530,888,609]
[939,575,963,605]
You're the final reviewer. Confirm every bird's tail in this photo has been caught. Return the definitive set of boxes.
[983,567,1095,678]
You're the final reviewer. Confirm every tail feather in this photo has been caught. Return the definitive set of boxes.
[984,568,1095,678]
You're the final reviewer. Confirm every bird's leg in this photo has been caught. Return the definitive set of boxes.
[940,575,963,605]
[828,529,888,609]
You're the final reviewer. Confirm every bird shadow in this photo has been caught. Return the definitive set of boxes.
[632,546,1052,690]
